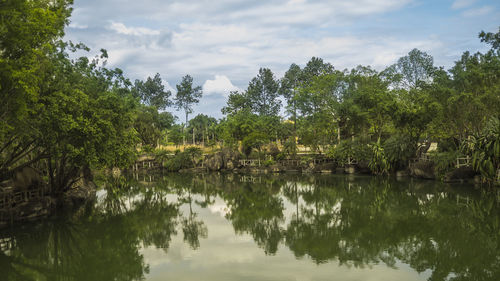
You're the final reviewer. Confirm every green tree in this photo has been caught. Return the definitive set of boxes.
[247,68,280,116]
[132,73,172,110]
[174,74,203,145]
[383,48,435,89]
[221,90,251,116]
[279,63,302,140]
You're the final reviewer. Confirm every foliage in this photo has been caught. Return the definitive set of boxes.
[174,74,203,124]
[164,150,194,172]
[328,139,371,164]
[132,73,172,110]
[242,132,269,158]
[383,133,417,170]
[429,150,461,177]
[263,159,276,167]
[467,117,500,184]
[283,137,297,157]
[246,68,281,116]
[368,141,391,175]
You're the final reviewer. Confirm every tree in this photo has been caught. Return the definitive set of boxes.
[247,68,280,116]
[187,114,217,146]
[383,48,435,90]
[132,73,172,110]
[221,90,251,116]
[0,0,73,180]
[279,63,302,139]
[174,74,203,145]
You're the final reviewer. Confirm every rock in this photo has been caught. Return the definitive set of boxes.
[396,170,409,177]
[204,148,241,171]
[61,180,96,209]
[205,153,223,171]
[12,166,42,190]
[335,167,345,174]
[410,161,435,179]
[444,166,476,182]
[345,166,356,174]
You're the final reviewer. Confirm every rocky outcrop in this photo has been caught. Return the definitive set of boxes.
[12,166,42,191]
[204,148,241,171]
[61,179,96,209]
[443,167,477,182]
[410,161,436,179]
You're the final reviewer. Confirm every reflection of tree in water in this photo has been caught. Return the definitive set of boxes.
[223,178,285,255]
[0,218,148,281]
[0,174,182,281]
[177,176,208,250]
[0,173,498,281]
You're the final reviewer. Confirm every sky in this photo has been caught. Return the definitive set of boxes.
[64,0,500,120]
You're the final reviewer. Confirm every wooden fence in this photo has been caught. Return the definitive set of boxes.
[456,156,471,168]
[0,187,45,211]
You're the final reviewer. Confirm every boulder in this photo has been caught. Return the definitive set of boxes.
[205,153,223,171]
[12,166,42,190]
[61,179,96,209]
[444,166,476,182]
[410,161,435,179]
[204,148,241,171]
[396,170,409,177]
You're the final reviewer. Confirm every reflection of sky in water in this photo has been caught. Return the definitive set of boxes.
[140,192,431,281]
[2,174,493,281]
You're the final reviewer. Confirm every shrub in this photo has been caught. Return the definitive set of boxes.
[429,150,460,177]
[383,133,417,170]
[369,141,391,175]
[263,159,275,167]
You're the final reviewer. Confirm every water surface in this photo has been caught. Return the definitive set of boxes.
[1,173,499,281]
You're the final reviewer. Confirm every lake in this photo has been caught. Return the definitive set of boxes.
[0,173,499,281]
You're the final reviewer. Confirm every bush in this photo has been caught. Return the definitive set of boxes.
[466,117,500,184]
[263,159,275,167]
[327,139,371,164]
[164,152,192,172]
[369,141,391,175]
[429,150,460,177]
[242,132,268,158]
[267,143,280,160]
[383,134,417,170]
[283,137,297,157]
[163,148,202,172]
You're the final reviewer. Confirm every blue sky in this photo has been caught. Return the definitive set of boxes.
[64,0,500,120]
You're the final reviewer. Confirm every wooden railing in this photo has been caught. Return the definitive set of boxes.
[456,156,471,168]
[131,160,162,171]
[0,187,45,211]
[239,159,262,167]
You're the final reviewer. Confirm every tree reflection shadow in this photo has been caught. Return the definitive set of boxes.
[0,173,498,281]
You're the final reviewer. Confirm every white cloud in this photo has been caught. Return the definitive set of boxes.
[68,22,88,29]
[164,81,176,94]
[203,75,240,97]
[109,21,160,36]
[451,0,477,10]
[462,6,493,17]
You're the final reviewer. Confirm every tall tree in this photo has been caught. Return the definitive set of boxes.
[247,68,280,116]
[221,90,251,116]
[132,73,172,110]
[0,0,73,179]
[174,75,203,145]
[383,48,435,90]
[279,63,302,138]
